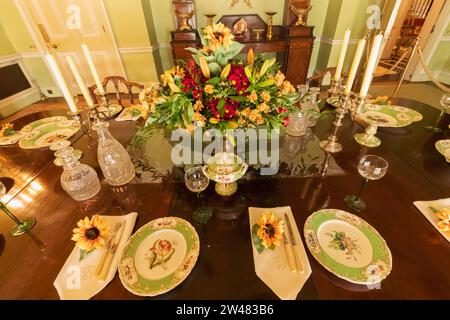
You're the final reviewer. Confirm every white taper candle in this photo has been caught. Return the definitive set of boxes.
[66,56,95,108]
[45,54,78,113]
[359,34,383,97]
[344,38,367,95]
[334,28,351,81]
[81,44,105,94]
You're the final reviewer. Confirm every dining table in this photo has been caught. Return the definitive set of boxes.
[0,97,449,300]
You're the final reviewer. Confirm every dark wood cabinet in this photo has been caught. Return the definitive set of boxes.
[170,15,314,86]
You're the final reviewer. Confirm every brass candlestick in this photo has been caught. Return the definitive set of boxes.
[265,12,276,40]
[290,5,312,26]
[320,91,352,153]
[252,28,264,41]
[205,13,216,27]
[328,78,343,98]
[176,10,195,31]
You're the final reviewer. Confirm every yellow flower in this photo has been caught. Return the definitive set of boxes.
[160,70,174,87]
[257,102,270,113]
[203,23,234,51]
[170,66,185,78]
[274,70,286,87]
[256,212,284,249]
[261,91,271,103]
[248,91,258,103]
[209,118,219,124]
[193,100,204,112]
[228,121,238,129]
[281,80,296,95]
[437,219,450,234]
[0,123,14,137]
[71,215,110,252]
[435,208,450,221]
[204,84,214,94]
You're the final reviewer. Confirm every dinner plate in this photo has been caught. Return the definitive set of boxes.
[19,120,80,149]
[0,131,24,146]
[358,104,423,128]
[435,139,450,162]
[20,116,68,133]
[91,104,123,119]
[304,209,392,285]
[116,105,143,122]
[118,217,199,296]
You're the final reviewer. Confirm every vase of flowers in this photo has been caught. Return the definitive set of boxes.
[144,23,298,134]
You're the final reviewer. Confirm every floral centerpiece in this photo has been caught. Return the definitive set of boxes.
[144,23,298,133]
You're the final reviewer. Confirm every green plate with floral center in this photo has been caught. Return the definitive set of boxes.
[118,217,200,296]
[19,119,80,149]
[20,116,68,133]
[359,104,423,128]
[304,209,392,285]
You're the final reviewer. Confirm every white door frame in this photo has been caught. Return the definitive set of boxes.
[410,0,449,81]
[14,0,126,92]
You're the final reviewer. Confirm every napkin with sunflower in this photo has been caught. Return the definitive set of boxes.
[248,207,311,300]
[143,23,298,133]
[414,199,450,243]
[54,212,138,300]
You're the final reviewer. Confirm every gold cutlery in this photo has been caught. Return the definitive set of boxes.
[284,213,304,273]
[95,222,121,276]
[282,233,295,272]
[98,221,125,280]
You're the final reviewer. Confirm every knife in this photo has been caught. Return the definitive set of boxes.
[284,213,304,273]
[98,221,125,280]
[95,222,121,276]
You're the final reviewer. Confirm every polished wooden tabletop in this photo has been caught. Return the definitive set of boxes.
[0,98,449,299]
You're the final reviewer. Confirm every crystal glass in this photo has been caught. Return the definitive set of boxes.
[0,181,36,237]
[58,146,101,201]
[93,121,135,186]
[425,93,450,133]
[297,84,309,102]
[286,111,308,136]
[344,155,388,212]
[303,87,321,127]
[185,166,211,223]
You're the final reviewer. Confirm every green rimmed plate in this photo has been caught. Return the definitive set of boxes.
[304,209,392,285]
[19,120,80,149]
[0,131,24,146]
[20,116,68,133]
[118,217,200,296]
[435,139,450,163]
[359,104,423,128]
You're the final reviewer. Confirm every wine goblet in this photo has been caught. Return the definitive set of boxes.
[0,181,36,236]
[425,93,450,133]
[185,166,212,223]
[344,155,388,212]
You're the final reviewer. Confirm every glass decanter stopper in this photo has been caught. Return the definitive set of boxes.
[58,146,101,201]
[303,87,321,128]
[93,121,135,186]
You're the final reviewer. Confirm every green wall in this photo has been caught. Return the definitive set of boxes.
[0,22,15,56]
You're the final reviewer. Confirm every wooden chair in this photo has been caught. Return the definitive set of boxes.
[88,76,144,107]
[307,67,349,88]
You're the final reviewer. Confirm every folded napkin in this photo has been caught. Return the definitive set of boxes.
[54,212,138,300]
[249,207,311,300]
[413,198,450,242]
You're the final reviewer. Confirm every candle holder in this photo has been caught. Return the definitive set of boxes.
[265,12,276,40]
[328,78,343,99]
[352,95,367,120]
[70,111,93,138]
[176,10,195,31]
[320,91,352,153]
[205,13,216,27]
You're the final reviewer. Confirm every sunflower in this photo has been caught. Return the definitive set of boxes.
[203,23,234,51]
[0,123,15,137]
[71,215,110,252]
[256,212,284,249]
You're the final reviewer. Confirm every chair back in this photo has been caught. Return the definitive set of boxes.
[89,76,144,106]
[307,67,349,88]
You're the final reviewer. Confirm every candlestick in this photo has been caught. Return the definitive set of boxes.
[345,37,367,95]
[66,56,95,108]
[328,78,343,99]
[69,111,93,138]
[81,44,105,94]
[334,29,351,81]
[266,12,277,40]
[45,54,78,113]
[351,94,367,120]
[359,34,383,97]
[320,89,352,153]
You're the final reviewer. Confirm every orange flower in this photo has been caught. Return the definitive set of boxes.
[261,91,271,103]
[256,212,284,248]
[204,84,214,94]
[248,91,258,103]
[193,100,204,112]
[71,215,110,252]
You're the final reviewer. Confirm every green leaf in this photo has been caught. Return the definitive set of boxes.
[216,53,228,67]
[206,77,221,85]
[251,224,265,254]
[208,62,221,76]
[79,249,91,262]
[185,47,203,55]
[229,95,247,102]
[257,79,276,87]
[244,65,253,83]
[217,99,225,115]
[223,41,244,60]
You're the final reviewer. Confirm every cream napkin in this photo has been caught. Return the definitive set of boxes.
[53,212,138,300]
[413,198,450,242]
[248,207,311,300]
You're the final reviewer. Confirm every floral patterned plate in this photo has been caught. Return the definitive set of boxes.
[19,120,80,149]
[118,217,200,296]
[0,131,24,146]
[20,116,68,133]
[435,140,450,163]
[304,209,392,285]
[359,104,423,128]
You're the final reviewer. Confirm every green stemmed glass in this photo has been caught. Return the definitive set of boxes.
[344,155,388,212]
[425,93,450,133]
[185,166,212,224]
[0,182,36,237]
